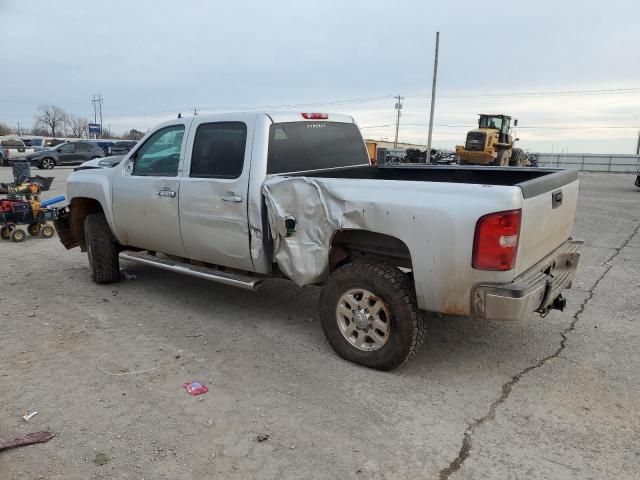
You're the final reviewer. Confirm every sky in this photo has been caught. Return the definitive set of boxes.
[1,0,639,153]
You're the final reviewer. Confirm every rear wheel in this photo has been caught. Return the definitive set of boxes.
[40,224,55,238]
[510,148,525,167]
[84,213,120,283]
[1,226,11,240]
[28,223,41,236]
[319,262,426,370]
[40,157,55,169]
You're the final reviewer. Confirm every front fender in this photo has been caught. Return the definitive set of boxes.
[66,169,119,242]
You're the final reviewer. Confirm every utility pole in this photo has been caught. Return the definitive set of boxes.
[393,95,403,148]
[16,122,21,135]
[425,31,440,163]
[193,106,199,116]
[636,131,640,155]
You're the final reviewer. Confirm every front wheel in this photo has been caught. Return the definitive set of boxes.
[10,229,26,242]
[319,262,426,370]
[84,213,120,283]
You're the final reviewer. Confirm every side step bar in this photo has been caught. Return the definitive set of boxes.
[119,251,263,291]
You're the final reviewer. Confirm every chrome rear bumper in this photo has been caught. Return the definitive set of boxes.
[472,240,583,321]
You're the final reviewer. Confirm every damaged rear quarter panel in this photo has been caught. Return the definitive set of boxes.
[263,176,520,313]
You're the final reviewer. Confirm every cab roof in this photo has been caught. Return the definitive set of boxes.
[478,114,512,119]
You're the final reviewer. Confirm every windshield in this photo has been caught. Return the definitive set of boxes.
[267,121,368,174]
[479,116,509,130]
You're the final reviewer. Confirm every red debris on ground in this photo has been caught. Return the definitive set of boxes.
[0,431,55,452]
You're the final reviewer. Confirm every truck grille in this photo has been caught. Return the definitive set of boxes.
[465,132,486,151]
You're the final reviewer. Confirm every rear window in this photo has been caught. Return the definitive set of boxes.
[267,121,368,174]
[1,139,24,148]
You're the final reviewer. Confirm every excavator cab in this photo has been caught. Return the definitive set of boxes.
[478,115,512,143]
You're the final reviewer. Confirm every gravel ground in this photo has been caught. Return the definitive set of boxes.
[0,167,638,479]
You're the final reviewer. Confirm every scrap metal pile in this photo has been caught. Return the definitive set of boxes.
[0,163,64,242]
[402,148,459,165]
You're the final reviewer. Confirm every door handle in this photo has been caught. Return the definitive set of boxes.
[221,195,243,203]
[157,190,176,197]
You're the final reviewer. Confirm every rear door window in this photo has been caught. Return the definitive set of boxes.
[190,122,247,178]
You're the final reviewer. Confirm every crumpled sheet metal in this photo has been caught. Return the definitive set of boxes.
[263,176,340,286]
[262,175,418,286]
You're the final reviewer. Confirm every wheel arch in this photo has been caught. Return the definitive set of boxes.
[66,197,106,251]
[329,230,413,273]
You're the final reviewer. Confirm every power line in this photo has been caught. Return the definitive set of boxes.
[407,87,640,100]
[360,123,640,130]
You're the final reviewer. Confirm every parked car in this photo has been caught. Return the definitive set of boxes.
[107,140,137,156]
[55,112,583,370]
[25,141,105,169]
[0,137,36,166]
[81,140,115,155]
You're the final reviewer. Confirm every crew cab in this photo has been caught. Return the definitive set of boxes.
[54,112,582,370]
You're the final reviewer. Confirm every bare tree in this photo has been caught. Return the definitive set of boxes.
[30,125,50,136]
[35,104,68,137]
[123,128,145,140]
[69,116,90,138]
[0,122,12,136]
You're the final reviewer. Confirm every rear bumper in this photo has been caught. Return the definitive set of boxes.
[472,240,583,321]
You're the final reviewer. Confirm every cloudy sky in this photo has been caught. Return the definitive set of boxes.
[1,0,639,153]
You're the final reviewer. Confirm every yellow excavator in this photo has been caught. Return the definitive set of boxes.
[456,114,525,166]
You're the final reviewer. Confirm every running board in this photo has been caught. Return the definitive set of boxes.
[119,251,262,291]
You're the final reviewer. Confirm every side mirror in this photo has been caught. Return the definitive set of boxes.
[514,138,520,142]
[514,119,518,127]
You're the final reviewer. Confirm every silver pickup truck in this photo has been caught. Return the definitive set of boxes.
[55,112,582,370]
[0,137,36,166]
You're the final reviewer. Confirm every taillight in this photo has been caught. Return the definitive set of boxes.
[301,112,328,119]
[472,209,521,271]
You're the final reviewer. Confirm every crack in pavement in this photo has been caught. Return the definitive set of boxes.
[438,223,640,480]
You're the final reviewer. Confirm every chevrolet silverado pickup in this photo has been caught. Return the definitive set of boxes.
[55,112,582,370]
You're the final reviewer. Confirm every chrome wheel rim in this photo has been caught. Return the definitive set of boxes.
[42,158,54,169]
[336,288,391,351]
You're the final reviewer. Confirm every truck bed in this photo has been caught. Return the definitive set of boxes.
[288,164,577,199]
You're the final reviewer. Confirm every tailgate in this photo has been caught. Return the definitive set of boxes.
[515,170,579,275]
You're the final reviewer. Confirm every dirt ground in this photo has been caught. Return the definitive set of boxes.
[1,167,639,480]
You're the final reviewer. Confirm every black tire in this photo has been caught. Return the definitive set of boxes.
[28,223,41,236]
[84,213,120,284]
[510,148,525,167]
[319,262,426,370]
[1,226,11,239]
[40,224,55,238]
[493,149,510,166]
[10,229,26,242]
[40,157,55,169]
[0,155,6,167]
